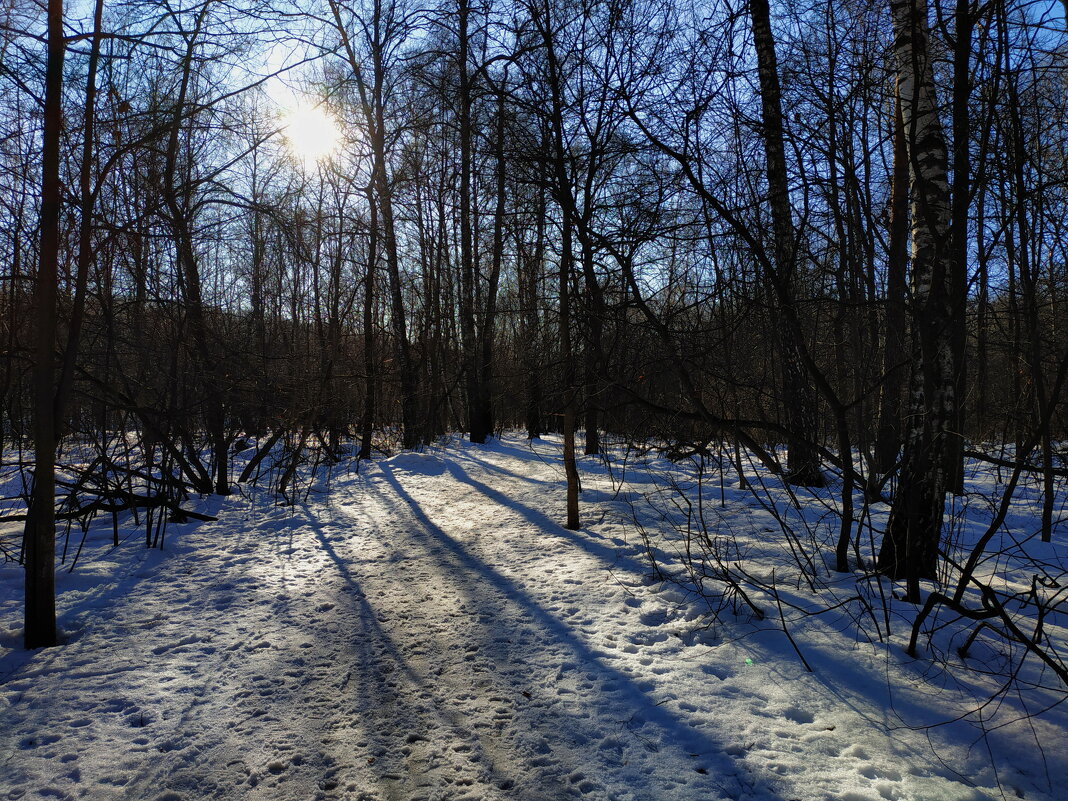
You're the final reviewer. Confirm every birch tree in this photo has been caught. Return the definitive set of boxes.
[878,0,956,600]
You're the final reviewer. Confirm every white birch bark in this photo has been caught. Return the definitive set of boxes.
[880,0,956,596]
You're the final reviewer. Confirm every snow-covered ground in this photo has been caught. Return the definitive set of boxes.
[0,434,1065,801]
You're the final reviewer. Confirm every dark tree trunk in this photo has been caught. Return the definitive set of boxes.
[55,0,104,435]
[1000,3,1054,541]
[539,0,581,529]
[749,0,824,487]
[159,11,230,496]
[945,0,972,493]
[374,94,418,450]
[475,86,509,443]
[360,188,378,461]
[579,236,604,456]
[875,91,910,476]
[24,0,64,650]
[520,192,545,440]
[328,0,418,449]
[576,165,606,457]
[457,0,487,444]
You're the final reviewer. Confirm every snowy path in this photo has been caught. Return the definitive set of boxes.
[2,436,1056,800]
[2,441,753,801]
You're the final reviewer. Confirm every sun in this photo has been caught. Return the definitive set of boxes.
[282,104,342,164]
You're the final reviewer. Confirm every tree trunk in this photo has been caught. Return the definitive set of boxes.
[539,0,580,529]
[945,0,972,493]
[54,0,105,435]
[748,0,824,487]
[1000,2,1053,541]
[879,0,956,599]
[457,0,487,444]
[475,85,509,443]
[159,9,230,496]
[875,90,910,476]
[520,191,545,440]
[373,71,418,450]
[576,167,606,456]
[328,0,418,448]
[360,187,378,461]
[24,0,64,650]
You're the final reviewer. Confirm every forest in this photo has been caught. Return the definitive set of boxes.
[1,0,1067,797]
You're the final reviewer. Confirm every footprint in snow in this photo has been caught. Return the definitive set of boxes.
[859,765,902,782]
[782,706,815,725]
[125,709,154,727]
[639,608,669,626]
[629,630,669,646]
[699,664,732,681]
[19,734,61,749]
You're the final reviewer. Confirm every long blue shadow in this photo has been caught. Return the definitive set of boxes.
[440,458,650,578]
[371,463,786,801]
[297,504,570,799]
[448,442,551,487]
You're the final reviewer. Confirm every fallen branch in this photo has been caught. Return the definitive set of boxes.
[963,449,1068,478]
[0,491,216,524]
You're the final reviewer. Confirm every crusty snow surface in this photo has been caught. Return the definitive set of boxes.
[1,435,1064,801]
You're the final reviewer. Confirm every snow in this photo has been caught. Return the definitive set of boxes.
[0,433,1065,801]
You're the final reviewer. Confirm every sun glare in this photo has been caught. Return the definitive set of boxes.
[283,105,342,164]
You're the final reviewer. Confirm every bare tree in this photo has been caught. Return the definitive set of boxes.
[878,0,957,599]
[748,0,825,488]
[328,0,421,448]
[23,0,64,649]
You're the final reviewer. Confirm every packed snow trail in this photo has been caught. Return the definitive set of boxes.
[2,440,762,801]
[2,435,1056,800]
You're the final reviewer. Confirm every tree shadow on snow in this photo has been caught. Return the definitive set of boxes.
[303,512,559,800]
[440,458,650,578]
[354,462,790,801]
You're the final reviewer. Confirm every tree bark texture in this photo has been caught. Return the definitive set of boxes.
[945,0,972,493]
[879,0,956,597]
[748,0,824,487]
[24,0,65,650]
[875,91,910,476]
[540,0,581,529]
